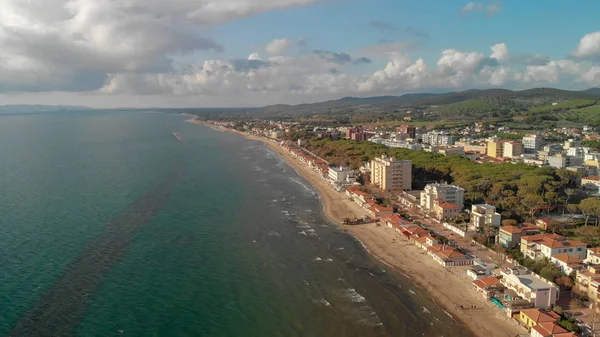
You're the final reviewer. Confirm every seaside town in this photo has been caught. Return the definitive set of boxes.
[195,116,600,337]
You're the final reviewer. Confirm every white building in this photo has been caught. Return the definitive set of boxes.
[502,141,524,159]
[422,131,455,147]
[500,267,559,309]
[420,182,465,211]
[520,233,587,261]
[328,166,355,184]
[470,204,501,230]
[523,134,542,153]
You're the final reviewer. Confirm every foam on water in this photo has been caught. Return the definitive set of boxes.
[340,288,366,303]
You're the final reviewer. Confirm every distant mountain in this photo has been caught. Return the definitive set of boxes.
[582,88,600,96]
[253,87,600,115]
[0,105,94,114]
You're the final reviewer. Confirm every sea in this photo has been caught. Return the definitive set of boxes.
[0,110,470,337]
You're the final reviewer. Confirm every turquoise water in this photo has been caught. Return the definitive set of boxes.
[0,111,470,336]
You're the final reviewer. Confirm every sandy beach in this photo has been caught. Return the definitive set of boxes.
[190,120,524,337]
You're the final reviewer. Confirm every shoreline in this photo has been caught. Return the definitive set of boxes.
[189,120,523,337]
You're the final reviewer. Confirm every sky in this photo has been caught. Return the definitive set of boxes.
[1,0,600,108]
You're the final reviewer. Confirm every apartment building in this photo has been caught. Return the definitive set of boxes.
[500,267,559,309]
[487,140,503,158]
[503,141,524,158]
[420,182,465,211]
[470,204,501,230]
[369,155,412,191]
[523,134,543,153]
[520,233,587,260]
[497,224,540,249]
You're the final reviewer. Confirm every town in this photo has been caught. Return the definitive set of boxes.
[195,115,600,337]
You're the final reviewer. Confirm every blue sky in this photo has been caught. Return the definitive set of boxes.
[0,0,599,107]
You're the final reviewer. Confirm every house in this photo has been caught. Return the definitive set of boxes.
[421,182,465,211]
[581,176,600,190]
[575,265,600,301]
[467,264,493,280]
[381,213,405,229]
[470,204,501,230]
[500,267,559,309]
[399,224,429,237]
[519,308,560,331]
[366,205,394,218]
[433,201,461,221]
[412,234,439,250]
[520,234,587,260]
[497,224,540,249]
[398,190,421,210]
[585,247,600,264]
[427,245,473,267]
[472,276,505,299]
[550,254,584,275]
[531,322,578,337]
[536,218,558,231]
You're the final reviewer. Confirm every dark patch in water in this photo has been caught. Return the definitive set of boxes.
[8,162,186,337]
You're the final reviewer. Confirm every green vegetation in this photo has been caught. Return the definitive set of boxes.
[434,98,526,120]
[492,132,524,140]
[528,99,597,114]
[521,257,561,283]
[303,138,579,220]
[583,140,600,149]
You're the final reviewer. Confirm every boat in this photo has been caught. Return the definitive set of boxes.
[173,132,183,142]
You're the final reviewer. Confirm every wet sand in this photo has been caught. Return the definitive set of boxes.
[190,120,524,337]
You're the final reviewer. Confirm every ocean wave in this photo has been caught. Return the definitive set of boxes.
[423,307,431,314]
[314,257,322,261]
[267,231,281,237]
[340,288,366,303]
[298,231,307,236]
[313,298,331,307]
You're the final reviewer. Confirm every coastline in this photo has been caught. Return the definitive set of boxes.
[189,120,523,337]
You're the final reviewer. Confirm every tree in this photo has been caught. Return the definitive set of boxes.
[522,194,545,220]
[547,221,565,234]
[555,275,574,290]
[540,266,560,282]
[579,198,600,226]
[569,297,582,311]
[553,305,564,315]
[502,219,518,227]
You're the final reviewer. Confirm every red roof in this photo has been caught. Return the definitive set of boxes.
[520,309,560,325]
[532,322,567,336]
[473,276,500,289]
[438,202,460,210]
[500,225,523,234]
[584,176,600,181]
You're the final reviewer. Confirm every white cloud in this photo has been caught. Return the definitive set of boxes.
[0,0,324,91]
[490,43,509,62]
[265,38,292,55]
[461,1,502,16]
[573,31,600,58]
[582,67,600,86]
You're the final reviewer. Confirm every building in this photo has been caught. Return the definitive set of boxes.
[503,141,524,158]
[519,308,560,331]
[472,276,505,299]
[586,247,600,264]
[470,204,501,230]
[427,244,472,267]
[369,156,412,191]
[346,127,368,141]
[398,190,421,210]
[487,140,503,158]
[328,166,355,184]
[531,323,577,337]
[575,264,600,301]
[581,176,600,190]
[433,201,461,221]
[520,234,587,260]
[497,224,540,249]
[420,182,465,211]
[422,131,455,147]
[523,134,543,153]
[500,268,559,309]
[550,254,584,275]
[396,125,416,139]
